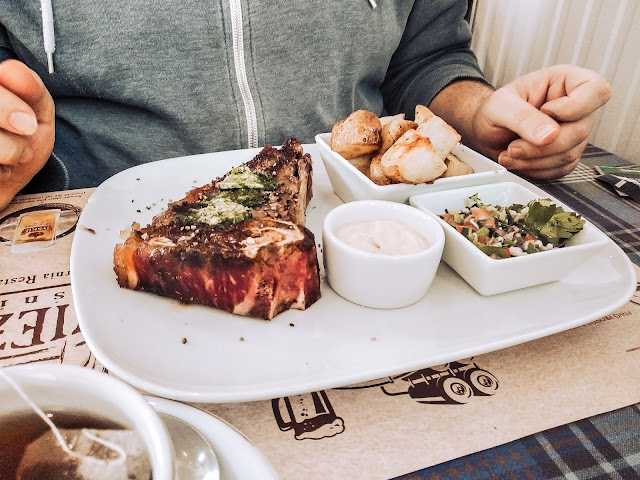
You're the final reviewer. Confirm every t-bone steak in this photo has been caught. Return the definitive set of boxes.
[113,138,321,320]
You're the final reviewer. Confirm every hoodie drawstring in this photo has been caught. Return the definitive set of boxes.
[40,0,56,73]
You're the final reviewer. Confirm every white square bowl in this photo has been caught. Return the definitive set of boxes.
[315,132,506,203]
[408,182,610,296]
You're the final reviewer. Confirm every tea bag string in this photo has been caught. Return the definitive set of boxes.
[0,364,125,461]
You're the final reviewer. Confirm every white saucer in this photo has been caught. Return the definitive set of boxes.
[146,396,279,479]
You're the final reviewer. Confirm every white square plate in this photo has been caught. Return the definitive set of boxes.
[409,182,610,295]
[315,132,506,203]
[70,145,635,403]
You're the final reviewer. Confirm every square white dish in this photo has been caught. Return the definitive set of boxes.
[409,182,610,296]
[315,132,506,203]
[70,144,635,403]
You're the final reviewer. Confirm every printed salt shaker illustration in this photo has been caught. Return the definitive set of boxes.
[0,204,81,254]
[272,391,345,441]
[631,277,640,305]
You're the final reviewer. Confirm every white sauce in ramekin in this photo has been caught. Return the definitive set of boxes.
[335,219,429,255]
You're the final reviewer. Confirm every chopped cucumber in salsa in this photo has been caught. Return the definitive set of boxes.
[439,194,585,259]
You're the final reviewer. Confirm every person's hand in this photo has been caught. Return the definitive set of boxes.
[0,60,55,210]
[472,65,611,179]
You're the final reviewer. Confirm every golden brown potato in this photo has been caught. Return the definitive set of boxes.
[414,104,435,125]
[368,153,392,185]
[380,118,418,153]
[329,106,467,187]
[330,110,382,160]
[442,153,474,177]
[348,154,373,177]
[381,129,447,184]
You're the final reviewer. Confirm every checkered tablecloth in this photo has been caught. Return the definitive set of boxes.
[397,145,640,480]
[529,146,640,266]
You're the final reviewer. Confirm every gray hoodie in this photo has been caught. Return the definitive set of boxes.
[0,0,485,190]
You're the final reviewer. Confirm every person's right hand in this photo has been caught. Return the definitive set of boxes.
[0,60,55,210]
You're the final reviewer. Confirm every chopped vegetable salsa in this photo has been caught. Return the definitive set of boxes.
[439,194,585,259]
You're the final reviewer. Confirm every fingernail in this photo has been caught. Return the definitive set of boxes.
[534,124,556,143]
[9,112,38,135]
[509,146,524,158]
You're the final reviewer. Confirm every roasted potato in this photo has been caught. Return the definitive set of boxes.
[414,104,435,125]
[379,113,405,126]
[442,153,474,177]
[348,154,373,176]
[381,129,447,184]
[380,118,418,153]
[368,153,391,185]
[330,110,382,160]
[329,105,470,186]
[416,116,461,159]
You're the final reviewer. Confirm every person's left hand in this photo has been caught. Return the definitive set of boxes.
[471,65,611,179]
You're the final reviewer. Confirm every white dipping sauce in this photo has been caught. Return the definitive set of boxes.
[335,219,429,255]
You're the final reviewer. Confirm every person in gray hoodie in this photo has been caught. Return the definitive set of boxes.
[0,0,610,210]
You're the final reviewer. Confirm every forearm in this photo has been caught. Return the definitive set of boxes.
[428,79,497,157]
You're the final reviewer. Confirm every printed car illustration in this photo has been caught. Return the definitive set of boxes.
[381,359,499,404]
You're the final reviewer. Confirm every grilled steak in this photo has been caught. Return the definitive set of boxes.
[113,138,321,320]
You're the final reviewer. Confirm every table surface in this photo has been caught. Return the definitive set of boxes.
[3,144,639,480]
[397,144,640,480]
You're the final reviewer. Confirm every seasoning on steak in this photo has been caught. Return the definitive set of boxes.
[113,138,321,320]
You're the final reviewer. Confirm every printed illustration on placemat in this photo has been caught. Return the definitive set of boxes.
[0,204,81,254]
[271,359,499,441]
[631,279,640,305]
[337,358,499,405]
[0,287,105,371]
[381,360,499,404]
[272,391,345,441]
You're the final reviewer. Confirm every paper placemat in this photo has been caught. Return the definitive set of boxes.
[1,190,638,480]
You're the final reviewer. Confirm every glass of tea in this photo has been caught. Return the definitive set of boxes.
[0,364,175,480]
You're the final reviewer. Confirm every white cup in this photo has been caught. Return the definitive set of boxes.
[0,363,174,479]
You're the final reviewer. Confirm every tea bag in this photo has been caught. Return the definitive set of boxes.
[17,429,151,480]
[0,366,152,480]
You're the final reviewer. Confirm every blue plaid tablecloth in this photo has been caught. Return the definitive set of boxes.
[398,145,640,480]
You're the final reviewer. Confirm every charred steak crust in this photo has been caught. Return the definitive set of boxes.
[113,138,321,320]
